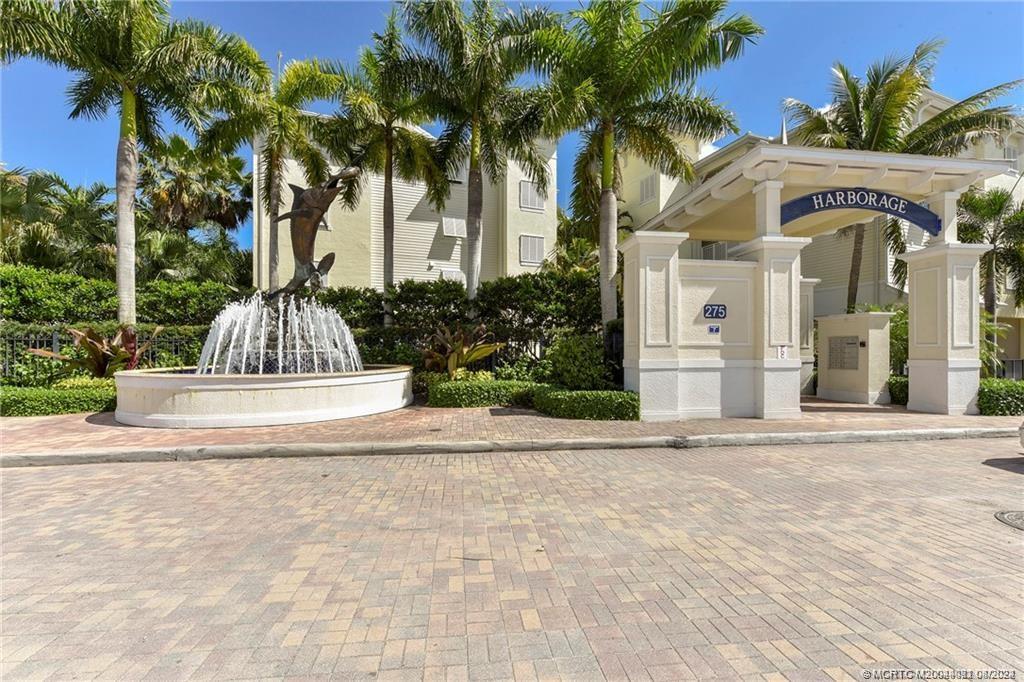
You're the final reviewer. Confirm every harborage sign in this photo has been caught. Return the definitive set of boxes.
[781,187,941,235]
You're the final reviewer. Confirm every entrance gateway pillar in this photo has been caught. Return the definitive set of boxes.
[898,191,991,414]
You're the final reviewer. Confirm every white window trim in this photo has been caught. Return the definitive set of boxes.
[519,179,545,213]
[441,216,467,238]
[519,233,546,266]
[639,173,657,206]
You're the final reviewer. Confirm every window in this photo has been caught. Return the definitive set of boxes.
[519,234,545,265]
[441,216,467,238]
[639,174,657,205]
[448,163,467,184]
[519,180,545,212]
[1004,145,1019,171]
[438,267,465,283]
[701,241,728,261]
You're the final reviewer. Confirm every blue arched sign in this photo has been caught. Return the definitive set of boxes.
[780,188,941,236]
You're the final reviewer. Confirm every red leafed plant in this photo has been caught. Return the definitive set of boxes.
[29,326,164,378]
[422,324,504,380]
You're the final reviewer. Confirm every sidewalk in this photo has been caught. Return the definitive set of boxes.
[2,398,1020,466]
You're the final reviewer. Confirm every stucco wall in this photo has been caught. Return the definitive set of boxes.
[252,145,557,290]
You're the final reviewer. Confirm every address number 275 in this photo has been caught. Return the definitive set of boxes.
[703,304,727,319]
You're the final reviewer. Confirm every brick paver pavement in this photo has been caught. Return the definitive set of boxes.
[2,399,1020,454]
[2,439,1022,680]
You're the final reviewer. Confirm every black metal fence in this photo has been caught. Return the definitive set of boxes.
[2,333,204,385]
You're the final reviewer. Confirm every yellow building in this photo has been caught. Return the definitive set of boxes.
[252,129,558,291]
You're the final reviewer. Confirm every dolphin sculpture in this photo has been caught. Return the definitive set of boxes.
[269,166,361,298]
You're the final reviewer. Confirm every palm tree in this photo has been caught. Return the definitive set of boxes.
[402,0,555,300]
[202,59,342,291]
[537,1,763,325]
[2,0,268,324]
[956,186,1024,369]
[139,134,251,234]
[785,40,1022,312]
[325,12,441,295]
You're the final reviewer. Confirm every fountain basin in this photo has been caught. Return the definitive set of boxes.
[114,365,413,428]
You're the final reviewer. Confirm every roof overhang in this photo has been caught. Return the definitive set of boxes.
[641,144,1011,242]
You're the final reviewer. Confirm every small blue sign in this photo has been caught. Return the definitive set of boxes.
[781,187,941,236]
[707,324,721,335]
[703,304,727,319]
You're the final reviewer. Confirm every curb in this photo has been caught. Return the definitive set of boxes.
[1,427,1016,468]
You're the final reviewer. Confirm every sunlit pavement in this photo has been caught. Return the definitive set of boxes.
[2,439,1022,680]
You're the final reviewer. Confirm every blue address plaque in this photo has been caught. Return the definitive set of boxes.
[703,304,727,319]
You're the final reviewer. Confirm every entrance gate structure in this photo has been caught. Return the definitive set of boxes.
[620,144,1008,420]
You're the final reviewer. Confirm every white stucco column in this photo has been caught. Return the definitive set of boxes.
[898,242,991,414]
[618,231,689,421]
[799,278,820,395]
[734,236,811,419]
[753,180,784,235]
[929,190,965,245]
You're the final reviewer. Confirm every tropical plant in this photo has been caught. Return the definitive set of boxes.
[537,0,762,325]
[323,12,442,298]
[2,0,269,324]
[422,323,504,379]
[202,59,344,291]
[402,0,556,299]
[139,134,251,234]
[956,186,1024,371]
[785,40,1022,312]
[29,325,164,378]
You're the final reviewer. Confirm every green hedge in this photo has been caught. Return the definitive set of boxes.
[888,375,908,405]
[428,380,539,408]
[1,385,116,416]
[0,265,246,325]
[427,379,639,420]
[977,378,1024,416]
[533,385,640,421]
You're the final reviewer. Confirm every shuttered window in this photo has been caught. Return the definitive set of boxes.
[441,216,467,238]
[438,267,465,283]
[519,180,545,211]
[519,235,545,265]
[640,174,658,205]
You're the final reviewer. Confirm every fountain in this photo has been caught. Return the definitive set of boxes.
[113,166,413,428]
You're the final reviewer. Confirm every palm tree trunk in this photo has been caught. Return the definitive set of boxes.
[115,89,138,326]
[985,245,998,374]
[465,119,484,300]
[598,123,618,326]
[845,223,866,313]
[383,130,395,325]
[267,165,281,291]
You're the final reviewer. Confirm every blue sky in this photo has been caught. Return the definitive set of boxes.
[2,1,1021,250]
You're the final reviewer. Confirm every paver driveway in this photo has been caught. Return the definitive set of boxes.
[2,439,1022,681]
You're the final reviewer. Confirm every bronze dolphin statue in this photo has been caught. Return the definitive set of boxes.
[269,166,361,298]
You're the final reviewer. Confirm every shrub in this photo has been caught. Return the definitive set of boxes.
[0,385,116,416]
[389,279,469,335]
[539,333,611,390]
[493,355,539,381]
[428,380,539,408]
[136,280,243,325]
[0,265,117,323]
[977,378,1024,416]
[887,375,908,405]
[422,324,503,379]
[29,326,163,378]
[0,265,245,325]
[52,376,116,390]
[413,369,493,395]
[316,286,385,329]
[533,385,640,421]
